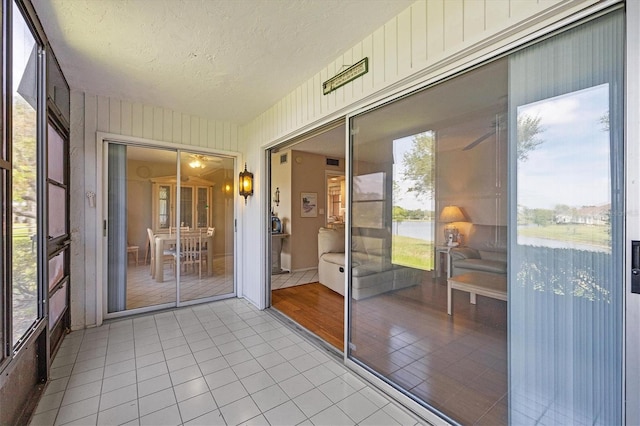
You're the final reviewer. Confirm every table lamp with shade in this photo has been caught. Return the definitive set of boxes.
[440,205,466,246]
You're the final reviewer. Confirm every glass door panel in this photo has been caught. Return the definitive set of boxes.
[349,58,508,424]
[508,11,623,424]
[178,152,235,303]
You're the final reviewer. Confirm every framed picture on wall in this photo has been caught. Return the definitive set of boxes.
[301,192,318,217]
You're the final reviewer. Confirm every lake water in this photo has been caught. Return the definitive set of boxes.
[392,221,434,241]
[391,222,609,253]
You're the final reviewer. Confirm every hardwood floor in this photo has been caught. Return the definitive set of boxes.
[272,283,344,350]
[271,277,508,425]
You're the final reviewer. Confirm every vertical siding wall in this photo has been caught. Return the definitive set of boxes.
[243,0,584,145]
[239,0,596,306]
[70,91,240,329]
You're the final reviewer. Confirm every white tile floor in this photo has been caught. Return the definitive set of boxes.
[30,298,424,426]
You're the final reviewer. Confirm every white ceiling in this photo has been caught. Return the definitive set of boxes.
[32,0,414,124]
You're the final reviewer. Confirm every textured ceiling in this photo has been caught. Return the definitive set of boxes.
[32,0,413,124]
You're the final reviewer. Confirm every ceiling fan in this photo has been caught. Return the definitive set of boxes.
[462,114,505,151]
[187,154,221,169]
[462,129,495,151]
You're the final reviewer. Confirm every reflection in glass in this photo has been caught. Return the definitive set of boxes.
[517,85,611,253]
[12,2,39,345]
[392,132,435,270]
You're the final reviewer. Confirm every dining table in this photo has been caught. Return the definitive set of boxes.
[155,233,214,282]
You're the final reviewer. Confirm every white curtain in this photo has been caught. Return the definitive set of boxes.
[107,144,128,312]
[508,10,623,425]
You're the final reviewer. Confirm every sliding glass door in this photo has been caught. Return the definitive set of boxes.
[177,152,235,303]
[347,9,623,425]
[105,143,235,316]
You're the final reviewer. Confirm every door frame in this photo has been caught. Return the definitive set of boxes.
[95,132,241,324]
[625,1,640,424]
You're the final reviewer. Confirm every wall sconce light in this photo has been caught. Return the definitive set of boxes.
[239,163,253,204]
[274,187,280,207]
[440,205,466,245]
[223,179,233,196]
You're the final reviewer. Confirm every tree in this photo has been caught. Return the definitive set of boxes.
[517,114,545,161]
[402,132,435,200]
[600,111,609,132]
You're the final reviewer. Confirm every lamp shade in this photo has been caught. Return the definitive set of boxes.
[440,205,465,223]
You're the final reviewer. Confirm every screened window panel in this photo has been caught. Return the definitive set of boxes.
[47,125,64,184]
[48,184,66,239]
[508,11,624,425]
[48,251,64,291]
[48,282,67,329]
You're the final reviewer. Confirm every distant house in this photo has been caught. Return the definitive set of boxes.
[555,204,610,225]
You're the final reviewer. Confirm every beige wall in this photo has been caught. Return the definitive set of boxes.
[271,150,292,269]
[275,150,344,272]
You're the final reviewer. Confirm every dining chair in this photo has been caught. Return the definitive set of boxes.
[175,233,203,279]
[126,244,139,266]
[147,228,174,278]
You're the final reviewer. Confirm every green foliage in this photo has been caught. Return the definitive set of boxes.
[518,206,554,226]
[12,96,37,221]
[517,114,545,161]
[600,111,610,132]
[516,247,612,302]
[392,206,433,221]
[11,95,39,342]
[402,132,435,200]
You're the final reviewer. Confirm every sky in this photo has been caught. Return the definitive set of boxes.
[517,83,611,210]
